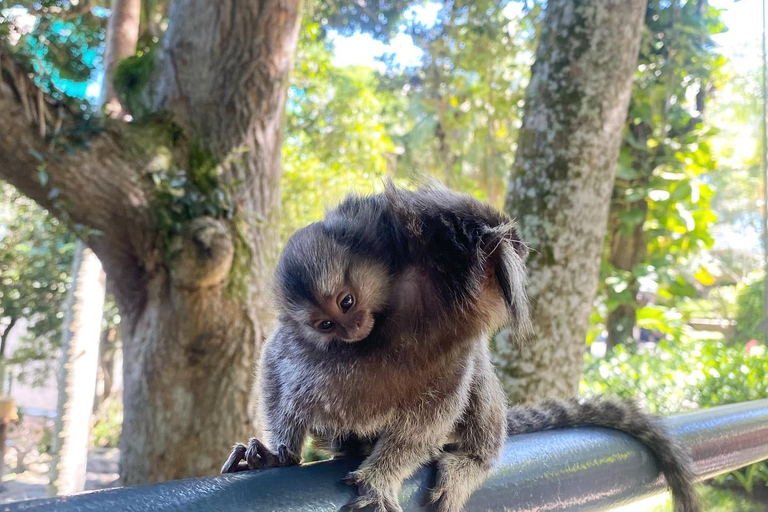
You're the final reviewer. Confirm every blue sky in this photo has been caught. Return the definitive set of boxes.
[332,1,764,70]
[328,2,442,69]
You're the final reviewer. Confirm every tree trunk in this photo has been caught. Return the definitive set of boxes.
[0,317,18,389]
[117,0,301,485]
[605,196,648,351]
[0,0,303,485]
[48,240,106,495]
[100,0,141,117]
[497,0,647,403]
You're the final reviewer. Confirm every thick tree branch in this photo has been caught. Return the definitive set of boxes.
[153,0,302,215]
[0,52,156,294]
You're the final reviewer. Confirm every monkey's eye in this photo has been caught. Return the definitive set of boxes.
[340,294,355,313]
[317,320,334,331]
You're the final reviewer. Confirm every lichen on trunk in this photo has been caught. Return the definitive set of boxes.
[498,0,648,404]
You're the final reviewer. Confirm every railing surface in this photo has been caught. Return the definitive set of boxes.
[4,399,768,512]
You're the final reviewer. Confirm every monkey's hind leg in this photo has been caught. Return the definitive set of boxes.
[342,430,446,512]
[430,361,506,512]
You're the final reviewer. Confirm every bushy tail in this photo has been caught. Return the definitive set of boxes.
[506,397,700,512]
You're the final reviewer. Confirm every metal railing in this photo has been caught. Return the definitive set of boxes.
[4,399,768,512]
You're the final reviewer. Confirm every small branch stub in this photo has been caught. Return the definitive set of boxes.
[168,216,234,289]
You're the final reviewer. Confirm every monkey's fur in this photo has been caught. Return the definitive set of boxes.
[222,184,700,512]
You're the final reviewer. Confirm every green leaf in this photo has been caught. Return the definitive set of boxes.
[28,148,45,162]
[38,166,49,187]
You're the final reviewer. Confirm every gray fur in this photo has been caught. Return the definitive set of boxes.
[222,184,699,512]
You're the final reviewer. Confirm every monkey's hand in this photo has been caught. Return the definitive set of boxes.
[220,438,300,473]
[342,469,403,512]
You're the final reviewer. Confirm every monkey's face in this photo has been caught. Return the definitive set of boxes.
[308,288,374,342]
[299,257,390,344]
[274,223,391,346]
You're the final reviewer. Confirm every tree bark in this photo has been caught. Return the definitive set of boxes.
[100,0,141,117]
[0,317,18,388]
[497,0,647,403]
[48,240,106,495]
[0,0,303,484]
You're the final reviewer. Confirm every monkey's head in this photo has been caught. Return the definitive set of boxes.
[273,223,391,345]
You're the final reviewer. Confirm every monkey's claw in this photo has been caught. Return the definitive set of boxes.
[425,453,488,512]
[342,470,362,486]
[342,472,403,512]
[221,438,298,474]
[221,443,249,473]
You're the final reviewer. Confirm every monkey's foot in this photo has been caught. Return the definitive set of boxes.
[427,452,490,512]
[220,438,299,473]
[342,470,403,512]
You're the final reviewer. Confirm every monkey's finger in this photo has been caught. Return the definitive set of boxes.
[220,443,247,474]
[423,486,446,507]
[277,445,300,466]
[254,438,282,467]
[232,461,252,472]
[341,495,377,511]
[244,438,273,469]
[342,471,362,486]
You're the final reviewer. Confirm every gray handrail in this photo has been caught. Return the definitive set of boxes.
[5,399,768,512]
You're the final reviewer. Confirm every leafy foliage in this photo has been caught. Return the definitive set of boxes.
[281,17,395,240]
[734,279,765,344]
[582,339,768,493]
[382,0,539,207]
[2,1,106,103]
[150,150,236,243]
[113,48,155,120]
[0,181,74,376]
[596,0,725,347]
[647,486,767,512]
[91,397,122,448]
[314,0,413,40]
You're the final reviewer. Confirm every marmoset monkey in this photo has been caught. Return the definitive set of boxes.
[222,183,699,512]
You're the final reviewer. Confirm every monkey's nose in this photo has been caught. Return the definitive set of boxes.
[341,314,374,342]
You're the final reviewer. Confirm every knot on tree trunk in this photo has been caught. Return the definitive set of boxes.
[168,217,234,289]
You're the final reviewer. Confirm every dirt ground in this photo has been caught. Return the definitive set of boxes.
[0,414,120,505]
[0,447,120,504]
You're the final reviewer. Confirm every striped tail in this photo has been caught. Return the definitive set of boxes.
[506,397,700,512]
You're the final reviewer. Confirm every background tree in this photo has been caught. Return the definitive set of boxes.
[0,182,74,383]
[47,240,105,495]
[496,0,648,403]
[382,0,538,205]
[0,0,302,484]
[48,0,137,493]
[601,0,724,350]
